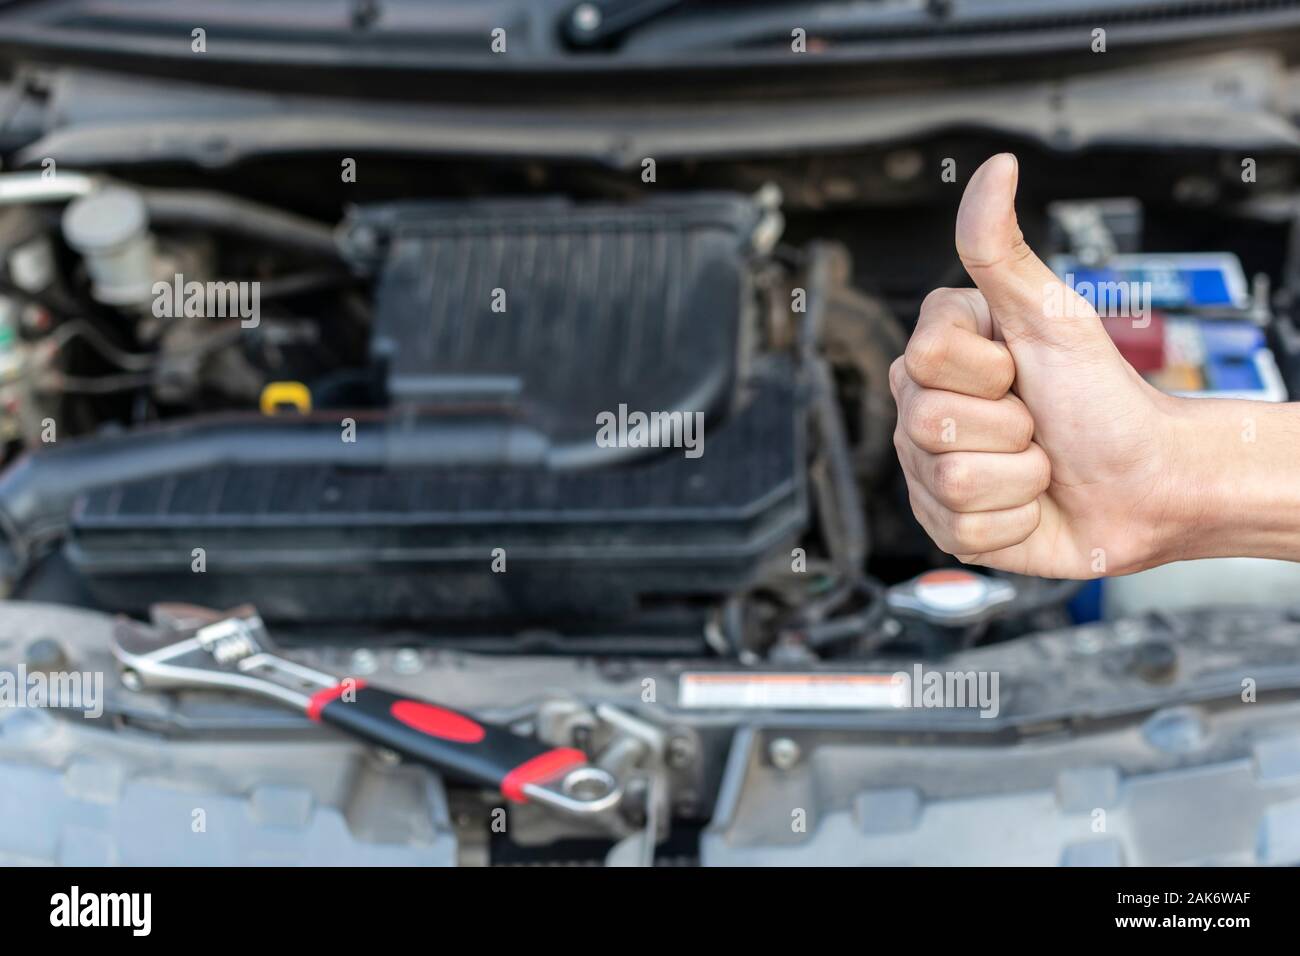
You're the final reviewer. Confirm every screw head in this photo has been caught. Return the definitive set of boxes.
[350,649,379,675]
[769,737,801,771]
[571,3,602,34]
[393,648,422,674]
[25,637,67,672]
[1131,640,1178,683]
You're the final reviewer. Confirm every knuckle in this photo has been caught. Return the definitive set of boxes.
[905,328,950,386]
[1024,496,1042,529]
[1030,446,1053,492]
[888,355,907,396]
[892,423,908,454]
[1008,230,1037,267]
[1007,406,1036,452]
[930,454,974,509]
[946,510,987,552]
[905,392,950,451]
[986,350,1017,396]
[920,287,966,314]
[893,428,917,474]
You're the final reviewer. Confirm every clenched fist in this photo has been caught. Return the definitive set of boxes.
[891,153,1300,578]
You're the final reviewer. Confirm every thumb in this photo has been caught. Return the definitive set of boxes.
[955,153,1106,347]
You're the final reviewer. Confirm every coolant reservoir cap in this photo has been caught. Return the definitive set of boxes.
[62,186,148,253]
[886,568,1017,626]
[913,569,988,612]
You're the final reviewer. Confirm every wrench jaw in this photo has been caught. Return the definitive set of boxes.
[523,765,624,818]
[110,610,327,710]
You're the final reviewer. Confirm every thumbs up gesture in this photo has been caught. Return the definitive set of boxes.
[892,153,1213,578]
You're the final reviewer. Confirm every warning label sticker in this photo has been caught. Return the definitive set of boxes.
[678,672,908,710]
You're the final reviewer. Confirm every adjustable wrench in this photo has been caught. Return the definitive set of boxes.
[111,606,623,820]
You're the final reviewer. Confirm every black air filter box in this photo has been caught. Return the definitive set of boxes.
[63,193,800,626]
[65,367,804,625]
[346,193,761,447]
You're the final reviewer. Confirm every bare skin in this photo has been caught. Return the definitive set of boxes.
[892,153,1300,579]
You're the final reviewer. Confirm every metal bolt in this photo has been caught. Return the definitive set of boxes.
[350,649,378,675]
[572,3,602,33]
[667,736,696,769]
[1131,640,1178,684]
[769,737,801,771]
[883,148,924,182]
[25,637,67,672]
[350,224,378,254]
[393,648,422,674]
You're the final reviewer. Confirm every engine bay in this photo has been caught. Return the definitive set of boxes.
[4,139,1297,644]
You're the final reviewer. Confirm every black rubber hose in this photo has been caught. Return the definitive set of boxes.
[800,242,869,573]
[141,190,341,261]
[0,413,554,571]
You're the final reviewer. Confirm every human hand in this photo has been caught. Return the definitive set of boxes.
[891,153,1202,578]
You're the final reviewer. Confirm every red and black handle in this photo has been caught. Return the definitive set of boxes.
[306,681,587,802]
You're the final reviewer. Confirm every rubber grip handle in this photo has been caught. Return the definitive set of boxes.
[307,682,586,802]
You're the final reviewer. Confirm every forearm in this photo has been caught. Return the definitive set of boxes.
[1160,396,1300,563]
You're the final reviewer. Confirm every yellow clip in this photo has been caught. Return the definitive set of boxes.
[259,381,312,416]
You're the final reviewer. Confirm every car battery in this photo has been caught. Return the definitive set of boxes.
[1051,250,1294,622]
[1052,252,1287,403]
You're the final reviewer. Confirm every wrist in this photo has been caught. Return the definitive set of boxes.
[1155,395,1300,564]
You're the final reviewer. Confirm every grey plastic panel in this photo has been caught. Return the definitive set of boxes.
[0,703,456,866]
[702,708,1300,866]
